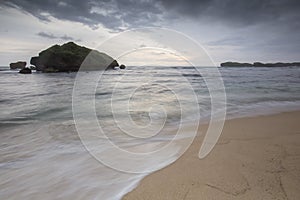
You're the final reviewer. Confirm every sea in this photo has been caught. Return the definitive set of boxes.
[1,65,300,199]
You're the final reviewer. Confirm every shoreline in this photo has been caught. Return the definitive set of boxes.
[123,110,300,199]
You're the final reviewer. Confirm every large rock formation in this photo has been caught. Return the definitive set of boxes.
[221,61,300,67]
[30,42,119,72]
[10,61,26,69]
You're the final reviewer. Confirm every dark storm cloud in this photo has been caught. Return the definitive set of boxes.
[160,0,300,27]
[2,0,300,30]
[37,31,81,41]
[2,0,164,30]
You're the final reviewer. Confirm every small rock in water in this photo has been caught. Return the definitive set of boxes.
[19,67,32,74]
[10,61,26,69]
[120,64,126,69]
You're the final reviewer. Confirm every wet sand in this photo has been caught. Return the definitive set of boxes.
[123,111,300,200]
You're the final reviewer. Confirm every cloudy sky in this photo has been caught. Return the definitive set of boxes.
[0,0,299,66]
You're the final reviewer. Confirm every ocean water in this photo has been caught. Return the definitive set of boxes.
[1,66,300,199]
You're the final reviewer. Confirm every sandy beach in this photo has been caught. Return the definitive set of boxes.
[124,111,300,200]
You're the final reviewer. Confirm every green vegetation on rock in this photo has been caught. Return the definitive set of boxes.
[30,42,119,72]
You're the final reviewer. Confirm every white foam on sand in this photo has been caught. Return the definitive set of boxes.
[0,121,196,200]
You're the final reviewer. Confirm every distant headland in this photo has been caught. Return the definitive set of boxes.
[220,62,300,67]
[10,42,125,73]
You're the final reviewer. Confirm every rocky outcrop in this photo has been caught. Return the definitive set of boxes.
[221,62,300,67]
[30,42,119,72]
[19,68,32,74]
[10,61,26,69]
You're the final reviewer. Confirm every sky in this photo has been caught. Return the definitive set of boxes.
[0,0,300,66]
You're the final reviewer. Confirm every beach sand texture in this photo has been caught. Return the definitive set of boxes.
[124,111,300,200]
